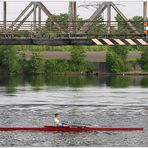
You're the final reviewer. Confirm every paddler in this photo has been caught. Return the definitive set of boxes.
[54,113,69,127]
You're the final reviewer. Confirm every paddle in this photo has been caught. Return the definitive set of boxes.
[62,121,94,127]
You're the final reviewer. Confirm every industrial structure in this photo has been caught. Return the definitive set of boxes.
[0,1,148,46]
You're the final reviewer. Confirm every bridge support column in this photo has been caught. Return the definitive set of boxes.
[38,6,41,30]
[3,1,7,32]
[144,2,147,23]
[33,3,37,31]
[107,3,111,34]
[68,2,77,34]
[144,1,147,36]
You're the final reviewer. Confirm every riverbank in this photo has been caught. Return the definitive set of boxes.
[19,51,148,75]
[0,45,148,75]
[43,71,148,76]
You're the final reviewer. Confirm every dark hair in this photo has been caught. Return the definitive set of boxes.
[54,113,59,117]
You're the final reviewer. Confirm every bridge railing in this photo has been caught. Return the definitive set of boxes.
[0,21,146,39]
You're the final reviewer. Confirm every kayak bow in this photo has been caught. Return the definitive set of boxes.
[0,126,144,132]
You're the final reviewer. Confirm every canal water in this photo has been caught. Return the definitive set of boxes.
[0,75,148,146]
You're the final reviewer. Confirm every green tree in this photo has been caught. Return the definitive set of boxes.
[141,49,148,71]
[27,52,45,74]
[115,14,130,34]
[54,13,69,27]
[106,46,129,73]
[132,16,144,33]
[68,48,89,72]
[115,14,146,34]
[70,48,86,65]
[45,13,83,36]
[109,46,128,61]
[0,46,21,74]
[106,51,128,73]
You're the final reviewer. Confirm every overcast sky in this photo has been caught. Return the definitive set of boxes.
[0,1,144,21]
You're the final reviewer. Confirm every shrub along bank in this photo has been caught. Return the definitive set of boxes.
[106,46,148,73]
[106,46,128,73]
[0,46,94,75]
[141,49,148,71]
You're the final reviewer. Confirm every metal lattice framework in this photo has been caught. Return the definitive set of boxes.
[0,1,148,46]
[2,1,142,34]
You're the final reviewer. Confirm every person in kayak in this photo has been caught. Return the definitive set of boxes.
[54,113,69,127]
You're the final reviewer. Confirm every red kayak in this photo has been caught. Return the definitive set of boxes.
[0,126,144,132]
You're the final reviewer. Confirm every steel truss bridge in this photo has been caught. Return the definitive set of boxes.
[0,1,148,46]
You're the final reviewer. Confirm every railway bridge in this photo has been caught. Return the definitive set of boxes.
[0,1,148,46]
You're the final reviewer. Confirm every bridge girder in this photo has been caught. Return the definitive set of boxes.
[0,38,148,46]
[1,1,148,46]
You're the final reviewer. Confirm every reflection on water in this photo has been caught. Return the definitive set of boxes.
[0,75,148,94]
[141,77,148,87]
[106,76,131,88]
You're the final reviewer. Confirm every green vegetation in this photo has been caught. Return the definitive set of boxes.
[108,46,128,61]
[115,15,144,34]
[69,49,88,71]
[46,59,69,73]
[44,13,83,37]
[27,52,46,74]
[141,77,148,87]
[0,46,21,75]
[45,49,93,73]
[7,45,107,52]
[141,49,148,71]
[106,52,127,73]
[0,45,147,75]
[87,16,107,34]
[0,47,94,75]
[106,46,128,73]
[0,45,146,52]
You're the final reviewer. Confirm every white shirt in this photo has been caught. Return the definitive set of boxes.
[54,118,61,126]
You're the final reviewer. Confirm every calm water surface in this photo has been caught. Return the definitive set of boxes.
[0,75,148,146]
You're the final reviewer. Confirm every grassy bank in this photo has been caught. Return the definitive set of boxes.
[0,45,147,52]
[10,45,107,52]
